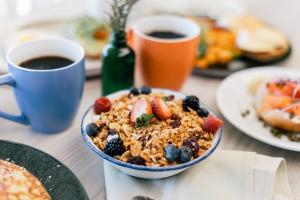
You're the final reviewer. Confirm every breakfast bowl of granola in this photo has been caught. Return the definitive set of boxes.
[81,87,222,179]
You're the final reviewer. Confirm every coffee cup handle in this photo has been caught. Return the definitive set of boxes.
[0,74,29,125]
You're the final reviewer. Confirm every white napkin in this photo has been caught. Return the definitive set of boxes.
[104,150,294,200]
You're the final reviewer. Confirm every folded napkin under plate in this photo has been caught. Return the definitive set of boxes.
[104,150,294,200]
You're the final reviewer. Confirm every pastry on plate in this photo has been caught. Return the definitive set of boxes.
[0,159,51,200]
[218,15,290,62]
[236,26,289,62]
[191,17,240,69]
[254,79,300,132]
[74,16,110,59]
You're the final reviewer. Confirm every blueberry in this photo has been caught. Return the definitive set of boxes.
[140,86,151,94]
[130,87,140,95]
[183,95,199,111]
[178,146,193,163]
[164,144,179,162]
[86,123,99,137]
[197,107,209,117]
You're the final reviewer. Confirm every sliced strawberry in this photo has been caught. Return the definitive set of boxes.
[94,97,112,114]
[151,96,172,120]
[203,114,223,133]
[130,99,152,123]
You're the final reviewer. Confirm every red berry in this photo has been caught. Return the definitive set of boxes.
[203,114,223,133]
[130,99,152,123]
[151,96,172,120]
[94,97,112,114]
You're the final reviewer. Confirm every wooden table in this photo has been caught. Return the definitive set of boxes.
[0,75,299,199]
[1,1,300,199]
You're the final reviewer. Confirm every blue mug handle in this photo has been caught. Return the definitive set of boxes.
[0,74,29,125]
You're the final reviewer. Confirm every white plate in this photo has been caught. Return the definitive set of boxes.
[217,67,300,151]
[0,22,102,77]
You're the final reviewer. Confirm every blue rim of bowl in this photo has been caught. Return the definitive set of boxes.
[81,94,222,172]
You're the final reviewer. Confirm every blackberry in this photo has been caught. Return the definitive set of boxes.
[127,156,146,166]
[85,123,99,137]
[183,137,200,156]
[103,138,125,157]
[183,95,200,111]
[130,87,140,95]
[197,107,209,117]
[107,129,119,142]
[140,86,151,94]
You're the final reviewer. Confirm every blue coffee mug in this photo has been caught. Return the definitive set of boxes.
[0,38,85,133]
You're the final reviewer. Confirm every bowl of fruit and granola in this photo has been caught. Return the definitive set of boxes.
[81,87,222,179]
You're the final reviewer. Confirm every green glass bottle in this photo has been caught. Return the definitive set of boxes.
[101,31,135,96]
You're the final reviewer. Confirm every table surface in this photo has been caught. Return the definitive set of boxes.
[0,75,299,200]
[1,1,300,199]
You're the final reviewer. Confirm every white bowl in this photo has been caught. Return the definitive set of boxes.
[81,89,222,179]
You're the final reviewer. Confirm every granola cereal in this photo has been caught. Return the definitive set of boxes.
[86,88,222,167]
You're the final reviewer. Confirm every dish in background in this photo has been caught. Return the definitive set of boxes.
[73,16,110,59]
[218,15,290,62]
[81,89,222,179]
[191,17,241,70]
[191,15,291,78]
[0,18,104,77]
[217,67,300,151]
[0,140,88,200]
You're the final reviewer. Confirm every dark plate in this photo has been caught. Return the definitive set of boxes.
[192,45,292,79]
[0,140,88,200]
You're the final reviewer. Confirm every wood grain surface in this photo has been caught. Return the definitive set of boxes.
[0,75,299,199]
[0,1,300,199]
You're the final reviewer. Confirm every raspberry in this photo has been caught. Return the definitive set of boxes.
[127,156,146,166]
[94,97,111,114]
[103,138,125,157]
[203,114,223,133]
[183,137,199,156]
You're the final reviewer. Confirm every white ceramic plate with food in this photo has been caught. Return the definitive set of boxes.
[217,67,300,151]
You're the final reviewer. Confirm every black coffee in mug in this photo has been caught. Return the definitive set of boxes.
[20,56,73,70]
[147,31,185,39]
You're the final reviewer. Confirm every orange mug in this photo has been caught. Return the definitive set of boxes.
[128,15,200,90]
